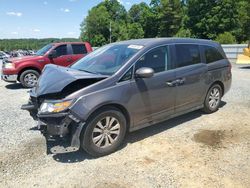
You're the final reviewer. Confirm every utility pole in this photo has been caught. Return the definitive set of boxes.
[109,21,112,43]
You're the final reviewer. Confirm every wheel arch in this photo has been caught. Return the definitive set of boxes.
[85,103,131,132]
[209,81,224,96]
[17,67,41,81]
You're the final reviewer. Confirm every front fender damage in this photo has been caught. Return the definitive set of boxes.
[21,102,85,154]
[21,64,108,154]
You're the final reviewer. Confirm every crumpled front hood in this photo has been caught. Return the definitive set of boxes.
[35,64,108,96]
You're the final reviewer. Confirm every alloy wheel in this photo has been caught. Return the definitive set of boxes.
[208,87,220,109]
[24,73,38,87]
[92,116,121,148]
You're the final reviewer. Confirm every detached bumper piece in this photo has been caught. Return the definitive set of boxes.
[46,122,84,154]
[21,102,85,154]
[37,112,85,154]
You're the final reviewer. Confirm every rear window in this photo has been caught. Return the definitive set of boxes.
[72,44,87,54]
[203,46,224,63]
[175,44,201,68]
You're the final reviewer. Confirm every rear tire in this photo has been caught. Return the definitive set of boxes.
[202,84,222,113]
[19,70,40,88]
[81,107,127,157]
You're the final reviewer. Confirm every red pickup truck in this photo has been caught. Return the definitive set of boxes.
[1,42,92,88]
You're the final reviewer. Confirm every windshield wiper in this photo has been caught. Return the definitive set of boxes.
[78,69,99,74]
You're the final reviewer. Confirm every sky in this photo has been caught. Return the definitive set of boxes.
[0,0,150,39]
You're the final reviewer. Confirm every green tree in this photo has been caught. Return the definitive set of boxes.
[91,34,107,46]
[156,0,183,37]
[128,2,157,38]
[175,28,192,37]
[215,32,236,44]
[127,23,144,39]
[186,0,240,40]
[149,0,183,37]
[80,0,127,46]
[80,5,110,46]
[236,0,250,42]
[100,0,127,21]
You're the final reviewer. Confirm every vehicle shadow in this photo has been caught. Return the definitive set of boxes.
[52,149,93,163]
[124,101,226,145]
[238,66,250,69]
[49,101,227,163]
[125,111,202,144]
[5,83,26,90]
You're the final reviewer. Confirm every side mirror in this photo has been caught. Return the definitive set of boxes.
[135,67,154,79]
[48,50,57,59]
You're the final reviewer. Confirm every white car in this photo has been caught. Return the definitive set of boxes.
[0,51,10,60]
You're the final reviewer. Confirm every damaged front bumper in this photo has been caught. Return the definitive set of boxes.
[21,102,85,154]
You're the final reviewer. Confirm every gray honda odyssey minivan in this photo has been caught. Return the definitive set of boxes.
[22,38,232,157]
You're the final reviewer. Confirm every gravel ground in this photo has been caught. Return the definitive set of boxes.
[0,62,250,188]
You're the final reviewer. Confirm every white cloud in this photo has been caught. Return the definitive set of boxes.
[60,8,70,13]
[43,1,48,5]
[33,29,40,32]
[6,12,23,17]
[11,31,18,35]
[125,2,131,5]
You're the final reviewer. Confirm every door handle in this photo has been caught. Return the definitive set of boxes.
[176,78,185,85]
[166,78,185,87]
[166,81,176,87]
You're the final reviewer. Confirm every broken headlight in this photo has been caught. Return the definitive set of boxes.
[40,100,73,113]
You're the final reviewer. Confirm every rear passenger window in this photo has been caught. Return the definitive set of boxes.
[175,44,201,68]
[135,46,169,73]
[55,45,67,56]
[72,44,87,54]
[204,46,224,63]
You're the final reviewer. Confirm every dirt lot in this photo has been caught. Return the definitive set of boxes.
[0,62,249,188]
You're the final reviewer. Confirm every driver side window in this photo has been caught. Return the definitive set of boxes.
[135,46,169,73]
[54,45,67,57]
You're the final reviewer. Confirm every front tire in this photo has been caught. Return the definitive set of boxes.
[202,84,222,113]
[19,70,39,88]
[81,107,127,157]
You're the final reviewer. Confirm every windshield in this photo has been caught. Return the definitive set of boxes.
[70,44,143,75]
[36,44,53,56]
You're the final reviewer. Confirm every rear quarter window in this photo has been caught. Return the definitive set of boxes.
[175,44,201,68]
[203,45,224,63]
[72,44,87,54]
